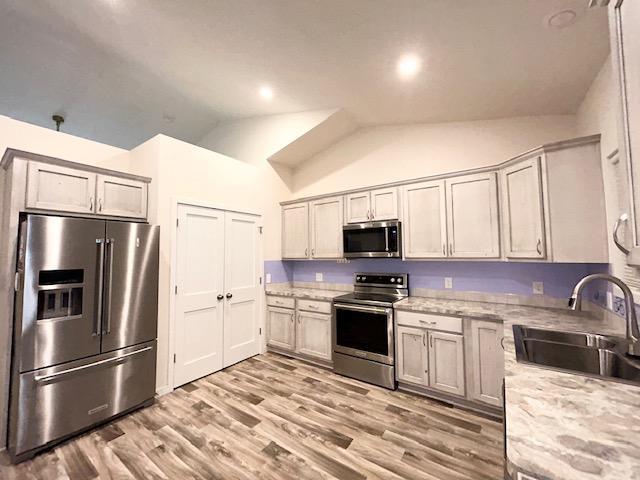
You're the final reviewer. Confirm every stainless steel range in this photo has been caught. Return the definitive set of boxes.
[332,273,408,390]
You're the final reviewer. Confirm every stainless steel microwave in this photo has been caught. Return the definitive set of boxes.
[342,221,401,258]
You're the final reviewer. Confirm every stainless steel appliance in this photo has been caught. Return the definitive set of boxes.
[332,273,408,389]
[8,214,159,462]
[342,221,401,258]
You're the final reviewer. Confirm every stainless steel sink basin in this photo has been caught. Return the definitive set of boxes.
[513,325,640,385]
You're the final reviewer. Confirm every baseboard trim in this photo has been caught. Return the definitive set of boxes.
[156,385,173,396]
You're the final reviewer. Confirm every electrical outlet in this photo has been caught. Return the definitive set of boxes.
[444,277,453,289]
[265,273,272,284]
[533,281,544,295]
[315,272,323,282]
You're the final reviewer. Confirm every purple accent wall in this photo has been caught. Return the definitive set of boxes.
[266,259,609,299]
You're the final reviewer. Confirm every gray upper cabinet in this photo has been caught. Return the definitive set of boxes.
[96,174,148,219]
[26,161,97,215]
[500,157,546,259]
[346,187,399,223]
[310,196,343,259]
[282,202,310,259]
[402,180,447,258]
[611,0,640,266]
[23,158,150,220]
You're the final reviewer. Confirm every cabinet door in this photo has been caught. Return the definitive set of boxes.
[310,196,343,258]
[501,158,545,259]
[296,311,332,361]
[266,307,295,351]
[96,175,148,219]
[282,203,309,259]
[371,187,398,221]
[402,181,447,258]
[445,172,500,258]
[469,320,504,407]
[396,326,428,386]
[26,161,96,214]
[345,192,371,223]
[612,0,640,265]
[428,331,465,396]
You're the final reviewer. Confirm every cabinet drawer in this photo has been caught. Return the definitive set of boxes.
[266,296,295,309]
[297,299,331,314]
[396,310,462,334]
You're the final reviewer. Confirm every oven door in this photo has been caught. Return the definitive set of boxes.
[342,222,401,258]
[333,303,394,365]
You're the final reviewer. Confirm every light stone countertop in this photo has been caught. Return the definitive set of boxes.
[265,286,346,302]
[395,296,640,480]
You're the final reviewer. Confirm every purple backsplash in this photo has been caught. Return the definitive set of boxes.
[265,259,609,299]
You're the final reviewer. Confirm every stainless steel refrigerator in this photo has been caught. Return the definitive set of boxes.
[8,214,159,462]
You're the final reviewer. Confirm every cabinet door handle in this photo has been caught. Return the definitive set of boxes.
[304,248,308,257]
[430,335,433,348]
[536,238,542,255]
[613,213,630,255]
[98,198,103,212]
[442,244,446,256]
[297,314,301,324]
[311,248,315,257]
[290,314,294,323]
[449,243,453,255]
[90,197,94,211]
[500,337,505,351]
[423,334,426,346]
[366,210,370,220]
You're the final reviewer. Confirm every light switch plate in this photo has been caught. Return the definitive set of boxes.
[444,277,453,289]
[533,281,544,295]
[315,272,323,282]
[265,273,272,284]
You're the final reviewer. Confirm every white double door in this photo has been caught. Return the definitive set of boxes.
[174,204,261,388]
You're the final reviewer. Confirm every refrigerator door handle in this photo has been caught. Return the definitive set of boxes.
[95,238,106,337]
[104,238,115,335]
[33,346,153,383]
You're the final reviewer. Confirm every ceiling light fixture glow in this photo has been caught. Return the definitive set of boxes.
[259,86,274,100]
[397,54,421,80]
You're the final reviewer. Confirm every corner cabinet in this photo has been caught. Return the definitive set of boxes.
[500,157,546,259]
[282,202,309,259]
[24,159,149,219]
[611,0,640,266]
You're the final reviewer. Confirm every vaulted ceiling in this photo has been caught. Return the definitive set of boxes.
[0,0,609,149]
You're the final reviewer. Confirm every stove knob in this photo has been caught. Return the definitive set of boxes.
[397,277,403,284]
[356,276,361,281]
[390,278,395,283]
[362,276,367,281]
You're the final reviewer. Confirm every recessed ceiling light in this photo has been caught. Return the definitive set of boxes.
[259,86,274,100]
[546,9,578,29]
[397,54,421,80]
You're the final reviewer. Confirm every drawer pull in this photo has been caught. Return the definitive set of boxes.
[35,346,153,383]
[307,305,319,310]
[419,320,437,325]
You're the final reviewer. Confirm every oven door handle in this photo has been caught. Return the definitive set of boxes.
[334,303,391,315]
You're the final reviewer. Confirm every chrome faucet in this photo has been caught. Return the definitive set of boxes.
[569,274,640,357]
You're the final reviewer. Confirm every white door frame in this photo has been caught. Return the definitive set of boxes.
[167,197,264,393]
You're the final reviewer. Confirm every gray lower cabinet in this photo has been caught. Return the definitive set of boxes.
[266,306,296,351]
[428,331,465,396]
[396,326,428,386]
[296,310,332,361]
[468,319,504,407]
[266,296,332,363]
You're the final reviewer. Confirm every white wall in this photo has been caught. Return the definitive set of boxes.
[292,115,577,196]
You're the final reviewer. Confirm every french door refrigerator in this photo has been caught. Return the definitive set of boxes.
[8,214,159,462]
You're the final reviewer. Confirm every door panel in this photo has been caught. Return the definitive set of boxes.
[502,157,545,259]
[282,203,309,258]
[223,212,260,367]
[371,187,398,220]
[403,181,447,258]
[446,172,500,258]
[346,192,371,223]
[428,331,465,396]
[17,215,104,372]
[97,175,148,219]
[396,326,428,386]
[266,307,295,351]
[174,206,224,387]
[310,196,343,258]
[9,341,155,459]
[101,222,159,353]
[296,311,331,361]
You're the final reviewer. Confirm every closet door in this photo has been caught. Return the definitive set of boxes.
[402,181,447,258]
[223,211,261,367]
[174,205,225,387]
[446,172,500,258]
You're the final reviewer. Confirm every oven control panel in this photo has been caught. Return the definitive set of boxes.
[354,273,408,288]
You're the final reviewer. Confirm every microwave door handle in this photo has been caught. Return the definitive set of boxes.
[384,228,389,252]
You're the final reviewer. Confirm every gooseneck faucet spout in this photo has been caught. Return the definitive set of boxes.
[569,274,640,356]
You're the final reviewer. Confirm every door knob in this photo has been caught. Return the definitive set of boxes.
[226,293,233,299]
[217,294,223,300]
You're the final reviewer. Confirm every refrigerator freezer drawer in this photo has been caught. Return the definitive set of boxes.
[9,341,156,460]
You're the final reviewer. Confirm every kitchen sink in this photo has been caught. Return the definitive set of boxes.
[513,325,640,385]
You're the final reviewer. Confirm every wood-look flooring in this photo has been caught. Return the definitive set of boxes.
[0,352,504,480]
